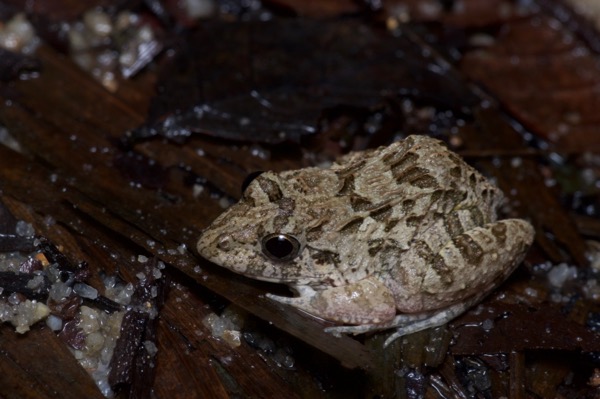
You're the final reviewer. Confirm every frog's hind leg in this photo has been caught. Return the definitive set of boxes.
[382,296,483,346]
[328,219,534,346]
[378,219,534,345]
[324,296,479,346]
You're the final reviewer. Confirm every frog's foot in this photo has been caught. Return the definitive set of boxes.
[266,277,396,325]
[325,295,482,347]
[325,313,430,337]
[381,299,478,347]
[324,312,432,337]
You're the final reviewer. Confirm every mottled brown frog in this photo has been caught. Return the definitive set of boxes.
[197,135,534,345]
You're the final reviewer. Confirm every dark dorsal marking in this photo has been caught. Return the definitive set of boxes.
[351,195,373,212]
[339,217,364,234]
[444,212,465,238]
[312,250,340,267]
[412,240,436,263]
[431,255,454,285]
[337,175,355,196]
[393,166,439,189]
[452,234,484,266]
[369,205,393,222]
[388,152,418,174]
[385,219,399,232]
[368,238,384,256]
[491,221,507,244]
[257,177,283,202]
[336,159,366,178]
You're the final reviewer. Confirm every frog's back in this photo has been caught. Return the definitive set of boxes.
[324,136,530,315]
[326,135,503,258]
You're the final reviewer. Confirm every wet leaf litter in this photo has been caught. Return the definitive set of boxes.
[0,1,599,398]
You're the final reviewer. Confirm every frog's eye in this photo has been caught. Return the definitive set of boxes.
[261,233,301,262]
[241,171,264,194]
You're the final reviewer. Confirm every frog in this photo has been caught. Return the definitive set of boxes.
[197,135,535,346]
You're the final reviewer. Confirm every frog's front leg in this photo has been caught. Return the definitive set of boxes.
[266,277,397,325]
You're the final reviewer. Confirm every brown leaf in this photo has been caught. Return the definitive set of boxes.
[136,19,477,144]
[0,326,104,399]
[461,14,600,152]
[450,302,600,354]
[264,0,362,17]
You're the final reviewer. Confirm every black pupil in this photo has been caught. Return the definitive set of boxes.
[265,235,294,259]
